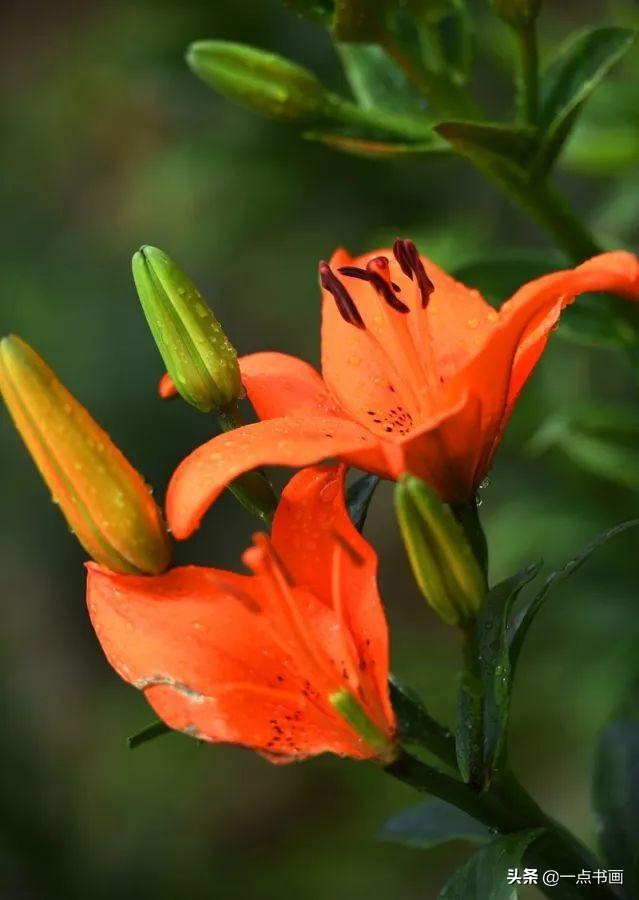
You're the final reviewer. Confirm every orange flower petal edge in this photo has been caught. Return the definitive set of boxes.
[165,244,639,533]
[87,464,396,763]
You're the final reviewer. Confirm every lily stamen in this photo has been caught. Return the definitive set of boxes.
[319,261,365,329]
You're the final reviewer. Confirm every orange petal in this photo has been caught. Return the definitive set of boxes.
[166,416,387,539]
[321,248,495,429]
[392,391,483,504]
[239,352,341,419]
[272,465,393,727]
[505,250,639,406]
[87,563,375,759]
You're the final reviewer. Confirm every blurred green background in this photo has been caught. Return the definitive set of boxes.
[1,1,639,897]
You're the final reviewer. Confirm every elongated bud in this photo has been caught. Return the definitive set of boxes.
[490,0,541,28]
[0,336,172,574]
[395,475,486,626]
[132,246,242,414]
[186,41,330,121]
[329,689,398,764]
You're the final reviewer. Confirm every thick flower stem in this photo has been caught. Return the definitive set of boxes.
[385,752,617,900]
[217,404,277,523]
[515,24,539,125]
[458,617,485,788]
[489,170,604,265]
[452,498,489,579]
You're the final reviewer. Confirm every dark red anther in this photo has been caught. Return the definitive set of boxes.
[392,238,435,308]
[319,261,365,329]
[339,259,409,314]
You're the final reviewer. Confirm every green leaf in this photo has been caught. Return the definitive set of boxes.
[533,26,636,177]
[303,129,448,159]
[437,0,474,86]
[389,674,457,768]
[477,565,542,781]
[559,293,639,353]
[333,0,392,42]
[439,830,543,899]
[128,719,172,750]
[435,120,538,169]
[593,695,639,897]
[336,44,425,114]
[509,519,639,667]
[346,473,380,531]
[453,251,562,306]
[283,0,333,24]
[380,798,490,849]
[529,405,639,490]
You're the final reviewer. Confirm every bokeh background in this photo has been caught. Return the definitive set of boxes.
[2,1,639,897]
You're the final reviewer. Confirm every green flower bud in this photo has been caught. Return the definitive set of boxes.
[395,475,486,626]
[0,336,172,575]
[186,40,330,121]
[491,0,541,28]
[132,246,242,414]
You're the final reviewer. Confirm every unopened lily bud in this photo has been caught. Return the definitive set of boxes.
[186,41,330,121]
[0,336,171,574]
[395,475,486,626]
[132,246,242,414]
[491,0,541,28]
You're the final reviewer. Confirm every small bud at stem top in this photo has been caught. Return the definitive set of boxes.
[0,336,172,575]
[132,246,243,414]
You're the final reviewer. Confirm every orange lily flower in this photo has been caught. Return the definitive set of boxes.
[87,465,396,763]
[164,242,639,538]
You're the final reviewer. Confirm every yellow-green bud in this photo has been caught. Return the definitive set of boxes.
[186,40,330,121]
[0,336,172,574]
[491,0,541,28]
[132,246,242,414]
[395,475,487,626]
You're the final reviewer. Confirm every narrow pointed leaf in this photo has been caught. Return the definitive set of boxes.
[477,564,542,781]
[389,675,457,768]
[533,26,636,177]
[529,405,639,490]
[127,719,172,750]
[303,129,448,159]
[593,694,639,896]
[435,120,538,169]
[509,520,639,666]
[336,43,425,113]
[283,0,333,24]
[346,473,380,531]
[439,830,544,899]
[332,0,392,41]
[380,798,490,849]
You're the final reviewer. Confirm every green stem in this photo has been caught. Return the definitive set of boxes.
[386,753,617,900]
[492,171,603,264]
[458,618,485,788]
[452,498,489,579]
[378,33,603,264]
[516,24,539,125]
[217,404,277,523]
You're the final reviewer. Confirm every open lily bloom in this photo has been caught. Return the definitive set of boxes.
[165,242,639,538]
[87,465,396,763]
